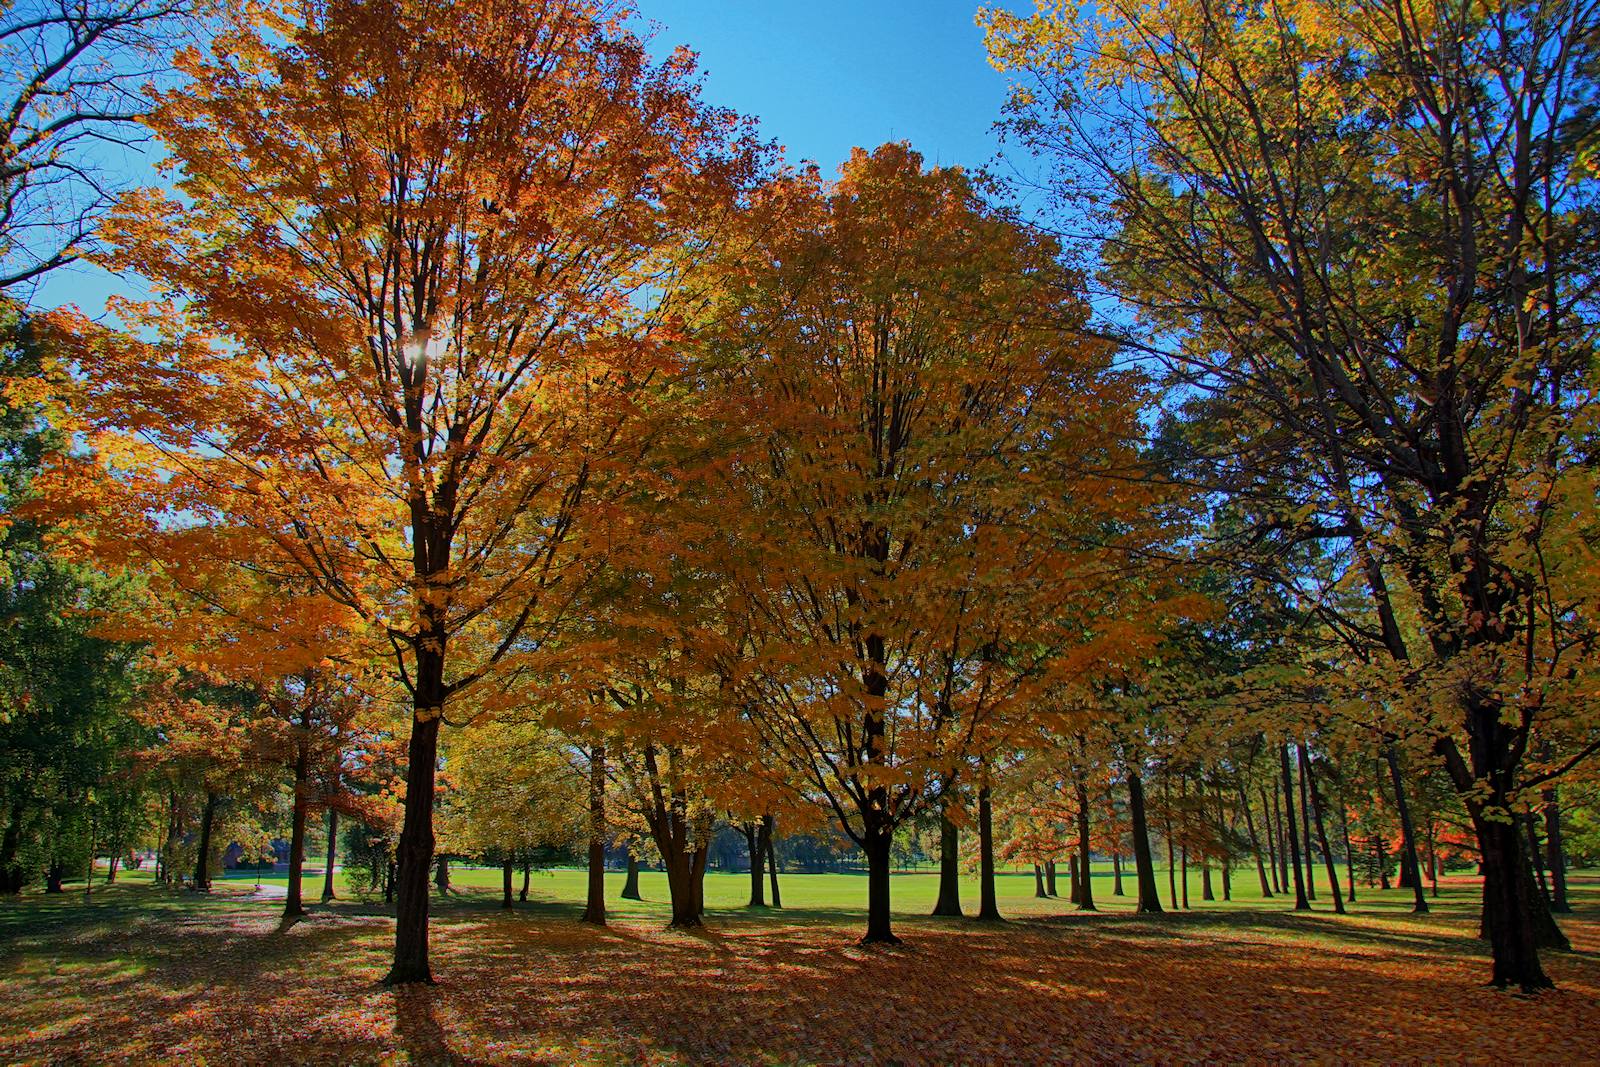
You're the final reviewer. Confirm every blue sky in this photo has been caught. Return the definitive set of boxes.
[31,0,1031,314]
[639,1,1027,175]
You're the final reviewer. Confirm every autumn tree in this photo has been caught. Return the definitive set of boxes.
[46,0,754,983]
[705,144,1166,943]
[987,0,1600,990]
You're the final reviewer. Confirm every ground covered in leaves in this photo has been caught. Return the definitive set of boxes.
[3,872,1597,1064]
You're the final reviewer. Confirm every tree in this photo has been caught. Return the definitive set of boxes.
[707,144,1167,943]
[0,0,190,290]
[986,0,1600,991]
[48,0,754,983]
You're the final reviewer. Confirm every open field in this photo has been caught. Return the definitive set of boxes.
[3,868,1597,1064]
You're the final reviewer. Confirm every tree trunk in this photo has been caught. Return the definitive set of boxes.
[520,861,531,902]
[1475,812,1555,990]
[664,846,701,928]
[1279,745,1309,910]
[1034,863,1047,897]
[1163,778,1177,910]
[46,860,65,894]
[1297,752,1316,900]
[1383,744,1427,913]
[1111,851,1124,896]
[865,815,901,939]
[1201,860,1214,902]
[620,851,641,901]
[1045,859,1058,897]
[1338,798,1357,902]
[194,790,218,892]
[106,854,120,885]
[385,696,442,986]
[766,824,781,908]
[1075,778,1095,911]
[1240,785,1272,897]
[502,856,514,909]
[1526,813,1550,906]
[285,705,313,919]
[932,802,962,916]
[1271,778,1288,890]
[322,807,339,903]
[975,782,1001,922]
[581,744,606,926]
[746,821,769,907]
[1126,767,1163,913]
[1542,788,1568,912]
[1300,745,1345,914]
[435,854,450,897]
[1069,852,1082,904]
[1376,833,1391,890]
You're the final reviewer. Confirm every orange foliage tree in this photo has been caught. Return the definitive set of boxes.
[46,0,754,983]
[701,145,1178,943]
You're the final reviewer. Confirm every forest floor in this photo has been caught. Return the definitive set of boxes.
[1,868,1597,1064]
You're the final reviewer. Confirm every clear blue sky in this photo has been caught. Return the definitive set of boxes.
[639,0,1026,175]
[31,0,1029,313]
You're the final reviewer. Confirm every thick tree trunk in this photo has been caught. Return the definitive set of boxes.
[1034,864,1047,897]
[1111,851,1124,896]
[620,851,641,901]
[1201,860,1214,902]
[285,707,313,919]
[1075,778,1095,911]
[1279,745,1309,910]
[975,783,1001,922]
[1068,853,1082,904]
[932,794,962,915]
[1045,859,1058,897]
[746,820,769,907]
[1300,745,1345,914]
[864,816,901,940]
[322,807,339,903]
[1476,813,1555,990]
[581,745,606,926]
[1543,789,1568,913]
[435,854,450,897]
[1383,745,1427,913]
[385,681,443,986]
[664,848,701,928]
[194,790,218,892]
[520,861,531,902]
[1126,768,1163,913]
[502,856,514,909]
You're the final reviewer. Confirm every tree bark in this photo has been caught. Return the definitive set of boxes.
[1297,752,1316,900]
[520,861,531,902]
[1259,787,1281,895]
[1126,766,1163,913]
[1069,852,1082,904]
[502,856,514,909]
[581,744,606,925]
[194,790,218,892]
[1163,777,1177,910]
[285,703,314,919]
[1034,863,1047,897]
[1338,797,1357,903]
[1383,744,1427,913]
[1476,812,1556,990]
[1270,778,1288,890]
[322,807,339,903]
[1240,785,1272,897]
[746,820,769,907]
[1045,859,1058,897]
[620,851,641,901]
[1543,788,1569,912]
[435,854,450,897]
[0,797,25,894]
[1300,745,1345,914]
[1111,851,1124,896]
[765,824,781,908]
[932,801,962,916]
[1279,745,1309,910]
[975,782,1001,922]
[385,695,442,986]
[1075,778,1095,911]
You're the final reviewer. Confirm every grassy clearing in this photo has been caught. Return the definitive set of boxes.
[2,868,1596,1063]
